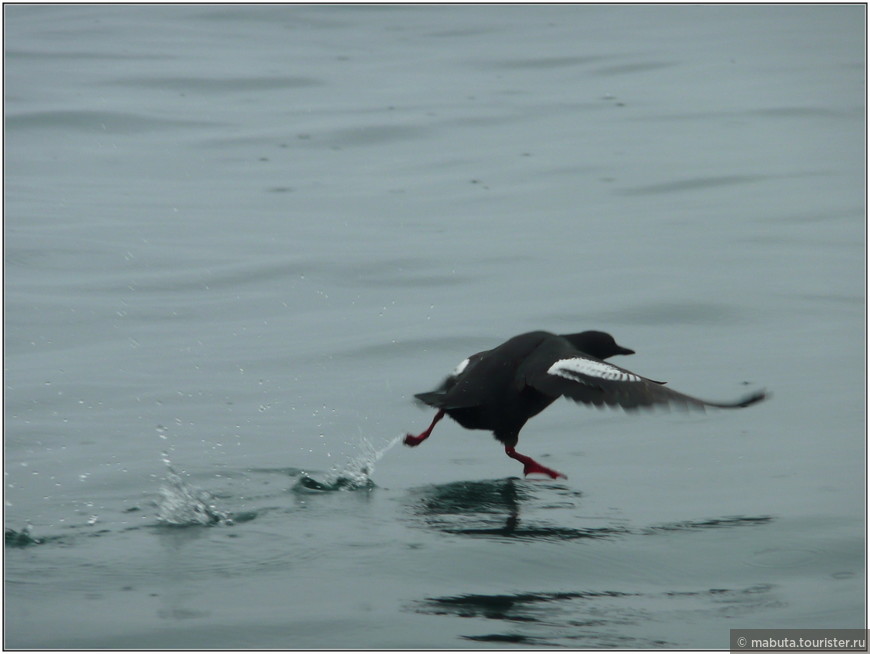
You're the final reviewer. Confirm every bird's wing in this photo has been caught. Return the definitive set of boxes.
[523,342,765,411]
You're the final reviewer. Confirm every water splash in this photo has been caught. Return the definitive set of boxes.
[293,434,401,493]
[156,451,232,527]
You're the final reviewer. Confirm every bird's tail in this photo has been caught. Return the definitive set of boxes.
[414,391,446,409]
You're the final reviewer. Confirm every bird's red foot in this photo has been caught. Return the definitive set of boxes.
[404,409,445,447]
[505,445,567,480]
[521,460,567,480]
[403,433,427,447]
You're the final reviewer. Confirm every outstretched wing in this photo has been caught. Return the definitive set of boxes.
[524,341,765,411]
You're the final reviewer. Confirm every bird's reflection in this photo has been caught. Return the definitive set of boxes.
[404,478,626,540]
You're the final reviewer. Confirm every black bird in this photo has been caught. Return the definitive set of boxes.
[405,330,766,479]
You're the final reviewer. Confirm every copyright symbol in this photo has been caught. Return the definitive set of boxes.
[737,636,748,648]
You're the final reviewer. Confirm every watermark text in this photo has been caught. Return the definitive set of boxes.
[732,629,868,652]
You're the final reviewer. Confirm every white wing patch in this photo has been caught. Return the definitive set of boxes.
[450,357,470,378]
[548,357,642,383]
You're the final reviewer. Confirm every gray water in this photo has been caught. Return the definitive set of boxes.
[4,4,865,649]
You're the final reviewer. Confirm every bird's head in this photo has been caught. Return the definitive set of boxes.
[562,331,634,360]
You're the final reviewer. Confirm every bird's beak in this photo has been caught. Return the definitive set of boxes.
[617,346,635,356]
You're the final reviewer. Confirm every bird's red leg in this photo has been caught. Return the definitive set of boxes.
[505,445,567,480]
[404,409,445,447]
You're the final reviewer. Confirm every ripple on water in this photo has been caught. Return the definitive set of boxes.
[410,584,782,648]
[5,109,216,133]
